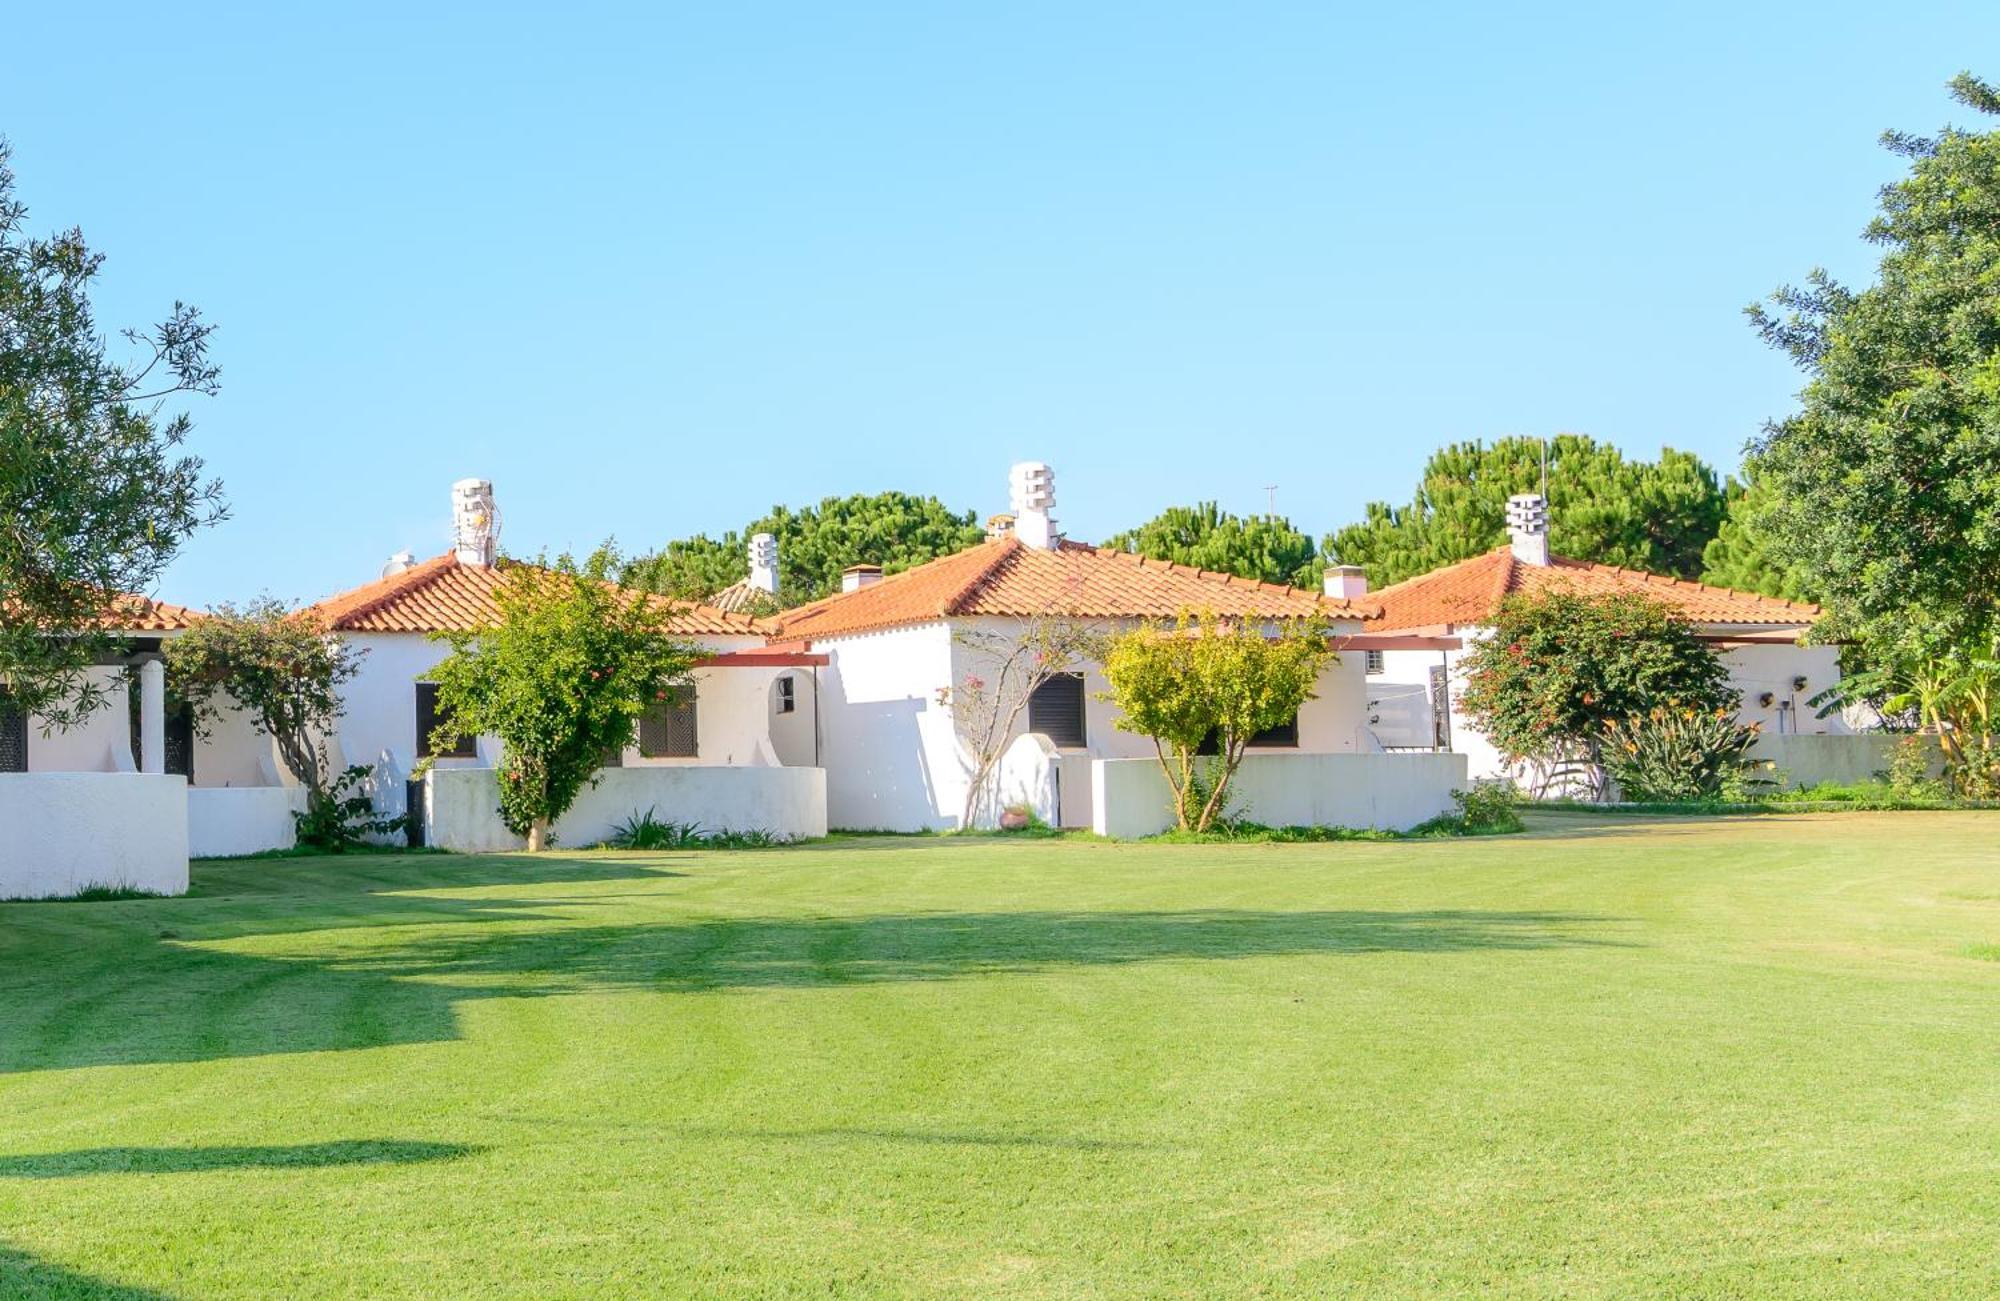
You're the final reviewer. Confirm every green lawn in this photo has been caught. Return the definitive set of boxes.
[2,815,1996,1298]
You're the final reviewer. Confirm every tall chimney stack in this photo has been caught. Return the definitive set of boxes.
[1008,462,1058,550]
[451,478,500,567]
[748,532,779,596]
[1506,492,1551,567]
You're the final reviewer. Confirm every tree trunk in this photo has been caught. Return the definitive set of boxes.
[527,819,550,852]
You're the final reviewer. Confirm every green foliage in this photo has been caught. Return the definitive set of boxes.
[1600,708,1769,802]
[1324,434,1726,588]
[294,765,406,852]
[625,492,985,604]
[164,600,360,794]
[1104,503,1321,587]
[1749,74,2000,693]
[1887,736,1952,803]
[606,808,706,850]
[1456,590,1736,797]
[0,140,225,727]
[1699,463,1816,601]
[1816,626,1998,792]
[1442,781,1525,833]
[1100,613,1333,832]
[424,548,702,850]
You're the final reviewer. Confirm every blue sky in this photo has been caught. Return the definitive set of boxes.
[5,2,1995,605]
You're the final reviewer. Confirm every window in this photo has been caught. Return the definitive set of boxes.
[0,686,25,773]
[1248,714,1300,747]
[1027,673,1088,748]
[416,683,476,759]
[774,676,796,715]
[1365,649,1385,675]
[639,687,699,758]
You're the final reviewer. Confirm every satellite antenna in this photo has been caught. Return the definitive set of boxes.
[1540,437,1550,502]
[1265,484,1279,517]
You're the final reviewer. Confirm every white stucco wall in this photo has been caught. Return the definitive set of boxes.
[1090,752,1468,838]
[188,785,310,857]
[812,616,1371,833]
[424,764,827,851]
[0,773,190,899]
[1750,733,1941,790]
[1370,631,1852,784]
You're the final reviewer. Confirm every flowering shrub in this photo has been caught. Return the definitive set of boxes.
[1600,708,1768,802]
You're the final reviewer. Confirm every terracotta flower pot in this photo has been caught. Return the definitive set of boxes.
[998,808,1032,831]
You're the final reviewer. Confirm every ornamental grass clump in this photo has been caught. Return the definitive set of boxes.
[1600,708,1768,803]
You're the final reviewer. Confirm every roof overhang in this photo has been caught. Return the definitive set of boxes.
[1336,633,1463,651]
[695,649,829,668]
[1694,626,1819,647]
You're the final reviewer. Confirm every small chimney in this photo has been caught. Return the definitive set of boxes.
[841,563,883,593]
[1506,492,1550,567]
[382,549,416,579]
[1008,461,1058,550]
[1324,565,1368,600]
[748,532,779,596]
[985,512,1016,543]
[451,478,500,567]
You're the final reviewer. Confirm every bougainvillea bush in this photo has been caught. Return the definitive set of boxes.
[1455,590,1736,799]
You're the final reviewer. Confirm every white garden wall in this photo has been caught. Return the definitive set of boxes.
[424,764,827,852]
[188,786,310,858]
[1090,752,1467,838]
[0,773,189,899]
[1750,733,1940,790]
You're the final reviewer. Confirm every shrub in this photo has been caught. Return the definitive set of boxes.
[1600,708,1768,802]
[1887,735,1951,802]
[1450,781,1524,832]
[606,807,705,850]
[294,765,406,852]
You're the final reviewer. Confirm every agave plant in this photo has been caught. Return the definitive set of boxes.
[1600,707,1769,803]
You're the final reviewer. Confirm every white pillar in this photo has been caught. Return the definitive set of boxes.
[139,658,166,775]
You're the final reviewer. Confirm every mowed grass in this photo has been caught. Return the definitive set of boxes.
[1,815,1996,1298]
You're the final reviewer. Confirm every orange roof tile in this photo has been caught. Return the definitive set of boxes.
[103,593,206,632]
[309,553,769,637]
[774,538,1374,640]
[1365,547,1821,633]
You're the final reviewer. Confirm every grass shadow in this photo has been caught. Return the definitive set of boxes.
[0,1246,171,1299]
[0,1139,479,1179]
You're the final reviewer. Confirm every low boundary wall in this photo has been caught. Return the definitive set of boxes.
[1749,733,1941,791]
[1092,752,1468,838]
[0,773,189,899]
[426,765,828,852]
[188,786,308,858]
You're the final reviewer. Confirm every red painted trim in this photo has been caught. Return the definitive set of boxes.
[1334,634,1464,651]
[694,650,830,668]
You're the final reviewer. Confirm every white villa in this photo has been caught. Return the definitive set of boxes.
[1,465,1877,899]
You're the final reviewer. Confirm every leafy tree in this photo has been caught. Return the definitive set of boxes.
[1104,503,1321,588]
[1325,434,1726,588]
[626,492,984,604]
[945,614,1105,829]
[164,600,359,795]
[0,140,224,727]
[1100,613,1333,832]
[424,549,700,851]
[164,601,395,850]
[1699,463,1815,601]
[1748,73,2000,662]
[1455,590,1736,800]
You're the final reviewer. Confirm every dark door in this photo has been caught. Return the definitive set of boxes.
[0,687,26,772]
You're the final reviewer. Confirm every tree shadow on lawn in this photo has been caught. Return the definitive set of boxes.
[2,903,1627,1076]
[0,1246,171,1300]
[0,1139,479,1179]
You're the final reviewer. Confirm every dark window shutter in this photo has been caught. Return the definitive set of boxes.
[639,687,699,758]
[417,683,475,759]
[1028,673,1088,748]
[1248,714,1299,748]
[0,687,26,772]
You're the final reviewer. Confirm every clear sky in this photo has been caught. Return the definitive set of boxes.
[5,2,1995,606]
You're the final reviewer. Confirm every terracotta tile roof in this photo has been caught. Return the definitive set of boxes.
[707,578,765,614]
[101,593,206,632]
[308,553,770,636]
[1365,547,1822,633]
[774,537,1374,640]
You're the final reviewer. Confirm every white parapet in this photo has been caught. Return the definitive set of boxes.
[0,773,190,899]
[188,786,310,858]
[1090,751,1469,838]
[424,765,829,851]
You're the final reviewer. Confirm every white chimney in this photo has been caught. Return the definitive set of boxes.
[841,564,883,593]
[1324,565,1368,600]
[1506,492,1550,567]
[1008,461,1058,550]
[451,478,501,567]
[748,532,779,596]
[382,549,416,579]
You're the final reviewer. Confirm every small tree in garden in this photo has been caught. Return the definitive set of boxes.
[1455,589,1736,799]
[1100,612,1333,833]
[164,601,396,850]
[424,549,700,851]
[944,614,1104,828]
